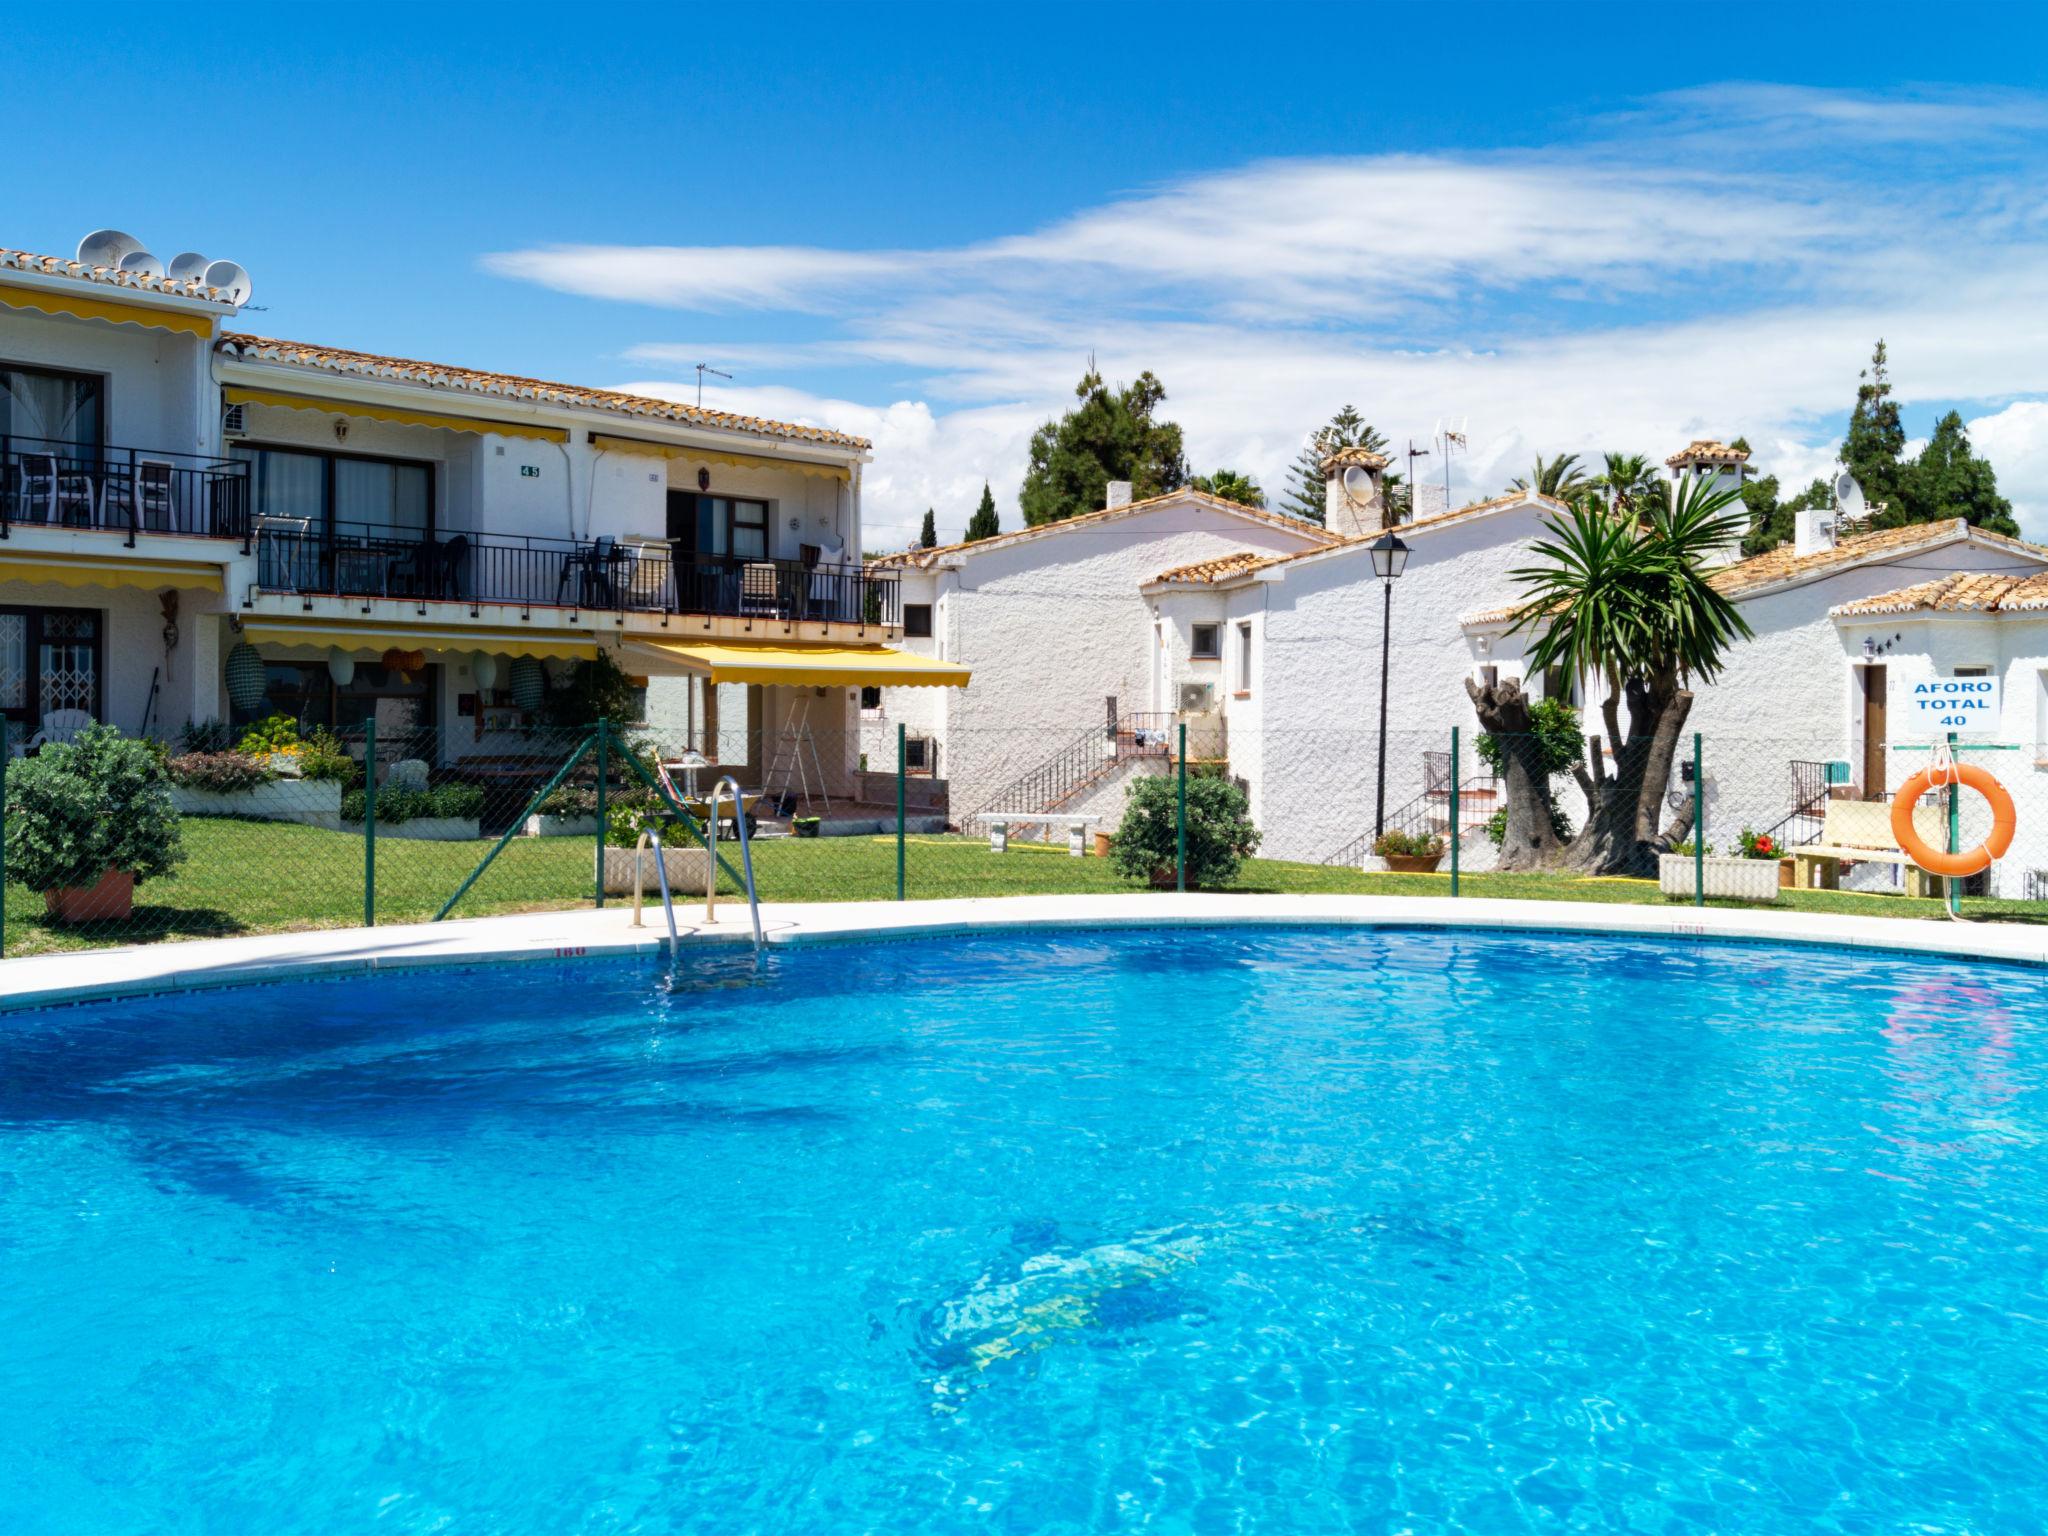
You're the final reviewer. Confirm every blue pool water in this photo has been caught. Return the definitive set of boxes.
[4,927,2048,1533]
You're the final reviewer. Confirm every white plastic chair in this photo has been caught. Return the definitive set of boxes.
[27,709,93,750]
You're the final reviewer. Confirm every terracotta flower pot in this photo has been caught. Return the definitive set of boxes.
[1093,831,1113,858]
[1382,852,1445,874]
[44,868,135,924]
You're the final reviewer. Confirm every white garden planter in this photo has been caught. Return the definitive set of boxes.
[171,779,343,830]
[1659,853,1781,903]
[524,813,600,838]
[601,843,711,896]
[371,817,483,842]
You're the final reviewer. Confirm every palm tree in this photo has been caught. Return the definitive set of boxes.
[1592,452,1661,516]
[1468,472,1751,874]
[1191,468,1266,509]
[1508,452,1591,502]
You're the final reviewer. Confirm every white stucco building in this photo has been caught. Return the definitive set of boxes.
[1,233,963,809]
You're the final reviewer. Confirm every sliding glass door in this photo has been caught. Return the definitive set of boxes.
[0,364,104,454]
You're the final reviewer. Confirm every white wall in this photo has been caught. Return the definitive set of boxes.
[0,308,210,454]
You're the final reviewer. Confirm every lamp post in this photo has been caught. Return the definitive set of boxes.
[1369,530,1410,837]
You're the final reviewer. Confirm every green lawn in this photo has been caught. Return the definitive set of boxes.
[2,816,2038,957]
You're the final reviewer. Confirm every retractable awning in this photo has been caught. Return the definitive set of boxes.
[239,617,598,660]
[627,639,970,688]
[589,434,850,482]
[0,548,223,593]
[0,283,215,340]
[223,386,570,445]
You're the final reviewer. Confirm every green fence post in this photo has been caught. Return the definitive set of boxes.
[594,718,609,910]
[362,717,377,928]
[896,721,906,902]
[1176,722,1187,892]
[1693,731,1705,908]
[1948,730,1962,919]
[1449,727,1460,899]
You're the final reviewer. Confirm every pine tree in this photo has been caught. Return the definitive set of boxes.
[1844,339,1908,522]
[1281,405,1388,524]
[1905,411,2019,536]
[1018,369,1189,526]
[917,508,938,549]
[964,482,1000,542]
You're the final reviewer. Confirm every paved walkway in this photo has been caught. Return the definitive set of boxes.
[6,893,2048,1012]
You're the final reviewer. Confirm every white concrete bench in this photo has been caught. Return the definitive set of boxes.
[1790,798,1943,897]
[971,812,1100,857]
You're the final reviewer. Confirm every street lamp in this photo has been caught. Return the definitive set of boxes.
[1369,530,1410,837]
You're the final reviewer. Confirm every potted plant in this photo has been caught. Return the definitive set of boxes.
[1110,772,1260,889]
[236,713,305,777]
[1657,830,1783,903]
[168,739,349,829]
[3,723,184,923]
[598,803,711,895]
[793,815,822,838]
[1373,827,1447,873]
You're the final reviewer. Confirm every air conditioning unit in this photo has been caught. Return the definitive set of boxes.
[221,403,247,437]
[1178,682,1215,713]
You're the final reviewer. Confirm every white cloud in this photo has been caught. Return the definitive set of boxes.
[495,85,2048,542]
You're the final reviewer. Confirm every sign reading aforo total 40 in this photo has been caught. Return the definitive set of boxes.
[1905,674,2002,736]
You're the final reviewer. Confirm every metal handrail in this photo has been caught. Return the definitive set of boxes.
[630,820,681,949]
[704,774,763,951]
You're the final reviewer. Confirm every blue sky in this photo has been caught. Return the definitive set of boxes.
[6,3,2048,543]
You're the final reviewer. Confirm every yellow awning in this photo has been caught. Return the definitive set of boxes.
[239,617,598,661]
[0,548,223,592]
[224,386,570,445]
[590,433,850,482]
[628,639,969,688]
[0,282,215,340]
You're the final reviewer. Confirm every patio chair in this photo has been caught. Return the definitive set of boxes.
[739,561,783,620]
[429,534,469,599]
[100,458,178,534]
[27,709,94,751]
[14,453,93,526]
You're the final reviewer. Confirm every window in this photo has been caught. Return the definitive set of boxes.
[0,363,103,454]
[1191,623,1221,659]
[904,603,934,638]
[232,444,434,538]
[860,685,882,714]
[1954,665,1992,677]
[1235,622,1254,694]
[243,659,436,740]
[664,493,772,561]
[0,605,102,737]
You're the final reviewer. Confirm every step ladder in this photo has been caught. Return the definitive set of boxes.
[765,696,831,814]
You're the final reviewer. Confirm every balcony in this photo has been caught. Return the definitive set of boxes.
[254,523,900,625]
[1,436,250,545]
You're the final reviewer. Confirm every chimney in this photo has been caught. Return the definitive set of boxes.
[1105,480,1133,511]
[1794,501,1835,558]
[1322,447,1390,538]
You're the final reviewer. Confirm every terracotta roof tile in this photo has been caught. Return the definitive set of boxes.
[1,246,237,305]
[870,487,1337,569]
[1150,550,1278,585]
[217,333,871,451]
[1831,568,2048,617]
[1665,438,1750,468]
[1710,520,2047,597]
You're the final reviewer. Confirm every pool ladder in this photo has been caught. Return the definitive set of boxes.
[631,774,763,955]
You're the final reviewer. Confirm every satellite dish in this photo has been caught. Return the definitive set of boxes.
[118,249,163,277]
[167,251,209,283]
[1341,465,1377,498]
[1833,469,1866,519]
[203,259,252,305]
[76,229,144,269]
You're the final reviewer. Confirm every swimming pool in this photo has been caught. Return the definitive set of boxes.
[4,925,2046,1532]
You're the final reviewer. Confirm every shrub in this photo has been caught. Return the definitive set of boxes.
[1373,828,1444,859]
[298,729,359,786]
[1110,773,1259,888]
[427,783,485,820]
[342,782,484,825]
[1474,696,1583,778]
[167,751,275,793]
[1736,828,1780,860]
[1484,803,1574,848]
[237,714,301,757]
[536,783,599,817]
[180,718,235,754]
[3,724,184,892]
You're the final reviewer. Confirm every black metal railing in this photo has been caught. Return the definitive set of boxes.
[0,435,249,545]
[254,526,899,623]
[972,712,1175,821]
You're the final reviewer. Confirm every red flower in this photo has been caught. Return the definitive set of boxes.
[1755,835,1774,854]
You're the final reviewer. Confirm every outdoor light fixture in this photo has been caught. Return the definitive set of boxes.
[1371,531,1410,838]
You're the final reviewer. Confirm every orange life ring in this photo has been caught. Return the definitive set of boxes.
[1891,762,2016,877]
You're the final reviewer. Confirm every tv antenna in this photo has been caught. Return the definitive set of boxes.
[1405,439,1432,522]
[694,363,732,408]
[1435,417,1468,505]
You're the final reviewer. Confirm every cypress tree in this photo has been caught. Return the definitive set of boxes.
[964,483,1000,542]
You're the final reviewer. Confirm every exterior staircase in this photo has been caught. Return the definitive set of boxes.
[970,711,1175,827]
[1322,751,1501,867]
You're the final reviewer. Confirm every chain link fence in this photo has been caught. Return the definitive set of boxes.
[4,711,2043,959]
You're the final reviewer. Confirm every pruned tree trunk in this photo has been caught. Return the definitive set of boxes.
[1465,675,1565,870]
[1558,675,1695,876]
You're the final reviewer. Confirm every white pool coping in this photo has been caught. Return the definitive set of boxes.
[5,893,2048,1012]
